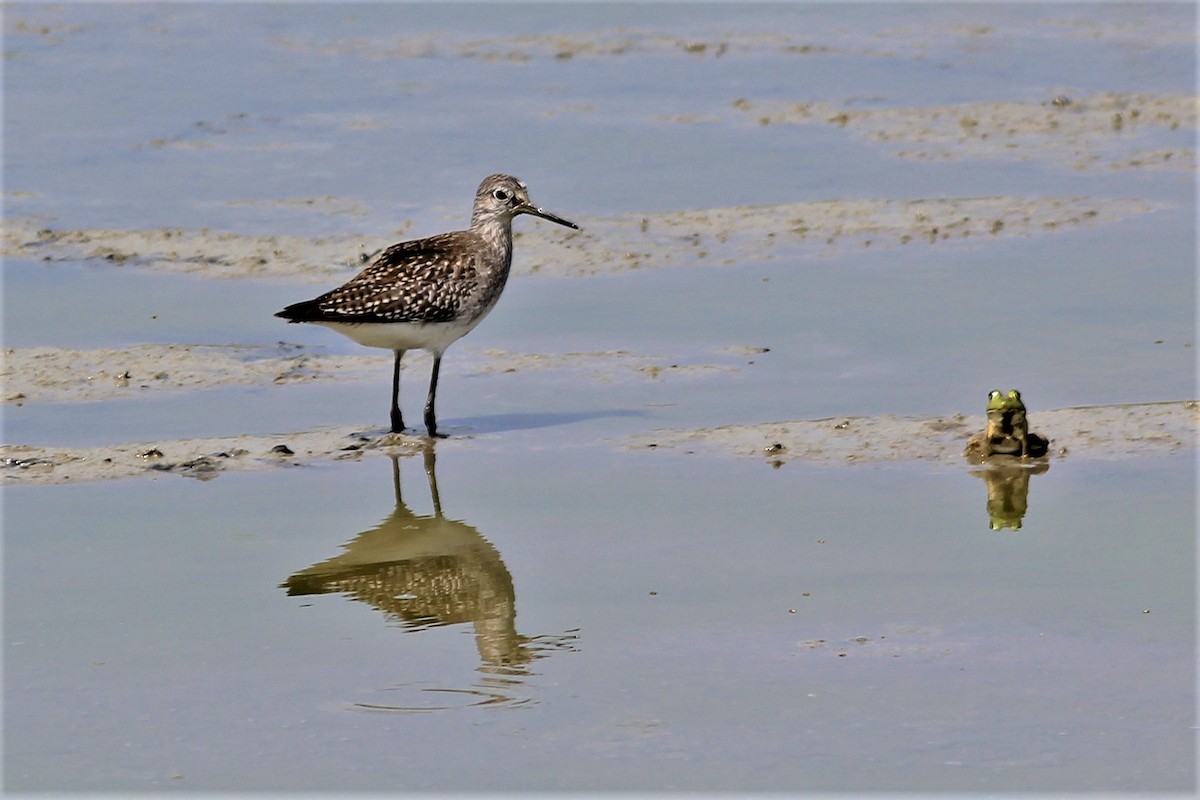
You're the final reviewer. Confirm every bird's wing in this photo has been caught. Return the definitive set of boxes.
[281,232,484,324]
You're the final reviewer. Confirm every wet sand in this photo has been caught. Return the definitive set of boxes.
[3,401,1194,485]
[629,401,1198,466]
[2,342,739,406]
[2,192,1169,282]
[266,17,1197,62]
[1,343,381,404]
[731,92,1196,172]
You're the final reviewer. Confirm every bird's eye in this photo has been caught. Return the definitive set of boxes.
[492,189,511,202]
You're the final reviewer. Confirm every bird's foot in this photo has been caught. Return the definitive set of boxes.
[424,410,446,439]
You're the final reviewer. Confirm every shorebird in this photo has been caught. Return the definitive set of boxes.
[276,174,578,437]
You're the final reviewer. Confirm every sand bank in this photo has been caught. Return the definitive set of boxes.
[3,402,1193,486]
[731,93,1196,172]
[265,16,1194,63]
[3,192,1163,283]
[2,343,745,408]
[1,344,383,404]
[628,401,1198,466]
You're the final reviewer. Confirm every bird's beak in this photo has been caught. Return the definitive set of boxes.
[518,202,579,230]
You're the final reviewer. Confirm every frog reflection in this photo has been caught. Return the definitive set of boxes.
[282,449,540,672]
[970,460,1049,530]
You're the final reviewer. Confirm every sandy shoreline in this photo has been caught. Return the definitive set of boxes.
[5,87,1188,283]
[628,401,1198,466]
[3,401,1194,486]
[267,19,1197,62]
[731,93,1196,172]
[1,343,383,404]
[3,192,1169,283]
[1,343,745,407]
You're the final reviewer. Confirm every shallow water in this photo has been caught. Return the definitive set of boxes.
[3,2,1196,794]
[5,449,1194,792]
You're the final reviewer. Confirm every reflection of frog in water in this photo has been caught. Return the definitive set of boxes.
[967,388,1048,459]
[972,460,1050,530]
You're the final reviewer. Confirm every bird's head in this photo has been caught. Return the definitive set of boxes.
[473,174,579,230]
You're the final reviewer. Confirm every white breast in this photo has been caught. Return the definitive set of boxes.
[315,315,487,354]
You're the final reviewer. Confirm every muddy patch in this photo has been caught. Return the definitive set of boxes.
[730,92,1196,172]
[0,427,437,485]
[262,15,1192,64]
[2,193,1162,283]
[4,401,1194,486]
[1,344,748,408]
[1,223,381,283]
[1,344,385,404]
[560,195,1162,275]
[628,401,1199,465]
[268,30,842,63]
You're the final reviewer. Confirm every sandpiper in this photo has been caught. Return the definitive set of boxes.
[276,174,578,437]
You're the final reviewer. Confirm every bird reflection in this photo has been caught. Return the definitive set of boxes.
[969,461,1049,531]
[282,448,571,675]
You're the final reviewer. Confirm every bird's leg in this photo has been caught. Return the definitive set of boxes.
[390,350,405,433]
[424,354,446,438]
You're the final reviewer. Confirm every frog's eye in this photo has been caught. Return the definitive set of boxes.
[492,188,512,202]
[989,390,1002,400]
[1008,389,1021,400]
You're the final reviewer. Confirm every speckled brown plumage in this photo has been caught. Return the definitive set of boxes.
[278,231,497,325]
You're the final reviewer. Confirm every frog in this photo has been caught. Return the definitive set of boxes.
[1005,389,1029,457]
[984,389,1009,442]
[966,388,1048,459]
[977,388,1022,456]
